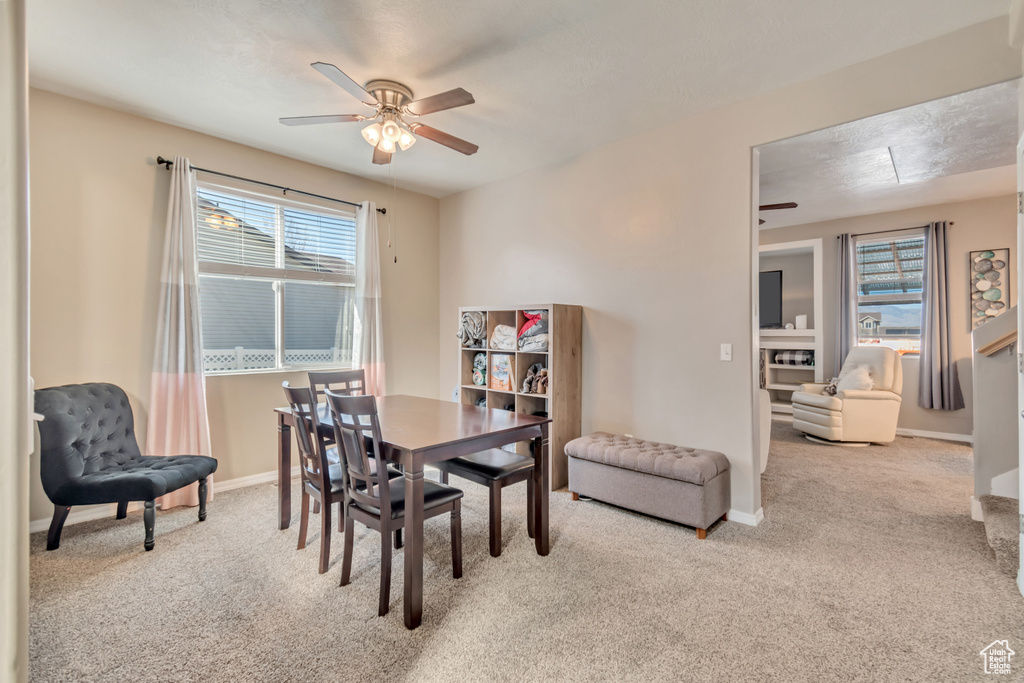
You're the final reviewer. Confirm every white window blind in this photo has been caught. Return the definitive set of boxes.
[854,230,925,353]
[195,184,358,374]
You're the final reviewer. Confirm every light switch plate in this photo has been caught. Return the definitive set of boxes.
[720,343,733,361]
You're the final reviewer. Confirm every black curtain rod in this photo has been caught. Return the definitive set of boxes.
[841,222,952,239]
[155,156,386,214]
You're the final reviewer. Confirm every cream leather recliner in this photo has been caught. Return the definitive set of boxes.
[791,346,903,445]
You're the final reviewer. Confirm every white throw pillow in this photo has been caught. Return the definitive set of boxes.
[836,365,874,393]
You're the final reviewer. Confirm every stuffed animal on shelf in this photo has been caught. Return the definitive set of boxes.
[522,362,546,393]
[536,369,549,395]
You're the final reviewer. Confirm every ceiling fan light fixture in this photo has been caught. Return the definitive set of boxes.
[361,122,383,146]
[377,137,396,154]
[397,129,416,151]
[381,118,402,144]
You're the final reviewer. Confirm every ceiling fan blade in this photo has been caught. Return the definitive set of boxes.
[311,62,378,106]
[759,202,798,211]
[409,123,478,155]
[372,146,392,165]
[279,114,367,126]
[405,88,475,116]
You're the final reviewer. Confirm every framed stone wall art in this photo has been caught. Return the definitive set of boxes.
[970,248,1009,330]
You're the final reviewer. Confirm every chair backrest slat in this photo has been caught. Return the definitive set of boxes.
[324,390,391,516]
[309,369,367,404]
[282,382,332,491]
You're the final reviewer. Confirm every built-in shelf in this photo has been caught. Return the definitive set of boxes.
[766,383,803,392]
[759,238,825,417]
[770,401,795,414]
[759,328,817,337]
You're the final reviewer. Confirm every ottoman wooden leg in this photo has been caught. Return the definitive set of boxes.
[571,492,579,501]
[696,528,707,540]
[722,513,727,522]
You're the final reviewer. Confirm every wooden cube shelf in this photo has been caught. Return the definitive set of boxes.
[456,304,582,489]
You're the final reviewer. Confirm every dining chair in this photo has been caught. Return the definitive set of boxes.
[308,369,367,404]
[282,382,401,574]
[436,449,535,557]
[282,382,345,574]
[324,390,464,617]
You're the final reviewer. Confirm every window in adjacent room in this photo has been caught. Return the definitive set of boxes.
[195,183,357,374]
[854,229,925,354]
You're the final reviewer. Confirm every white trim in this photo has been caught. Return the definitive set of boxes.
[895,427,972,444]
[1018,565,1024,599]
[727,507,764,526]
[29,466,302,533]
[971,495,984,522]
[213,466,300,493]
[770,417,969,444]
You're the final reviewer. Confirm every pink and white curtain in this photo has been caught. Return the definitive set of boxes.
[148,155,213,508]
[352,201,386,395]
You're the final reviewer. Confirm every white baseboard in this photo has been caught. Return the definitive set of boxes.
[1018,565,1024,599]
[895,427,972,444]
[971,495,984,522]
[772,417,971,444]
[214,466,300,493]
[727,507,764,527]
[29,466,302,533]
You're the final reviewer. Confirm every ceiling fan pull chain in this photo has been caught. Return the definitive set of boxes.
[392,159,398,264]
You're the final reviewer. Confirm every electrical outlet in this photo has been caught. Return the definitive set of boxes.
[720,343,733,361]
[452,386,459,402]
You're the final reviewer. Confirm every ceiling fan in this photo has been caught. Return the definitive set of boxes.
[280,62,479,165]
[758,202,798,225]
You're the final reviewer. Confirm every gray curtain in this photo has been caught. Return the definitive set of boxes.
[919,221,965,410]
[835,234,857,372]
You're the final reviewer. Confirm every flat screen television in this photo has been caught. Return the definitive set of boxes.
[759,270,783,328]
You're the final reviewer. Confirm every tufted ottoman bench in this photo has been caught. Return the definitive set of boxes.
[565,432,730,538]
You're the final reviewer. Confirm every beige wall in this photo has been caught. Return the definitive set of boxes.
[438,18,1021,518]
[28,89,441,523]
[761,194,1017,437]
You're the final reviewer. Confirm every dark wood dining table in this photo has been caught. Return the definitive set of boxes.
[274,394,551,629]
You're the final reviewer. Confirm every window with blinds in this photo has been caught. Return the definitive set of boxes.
[195,184,358,374]
[854,230,925,354]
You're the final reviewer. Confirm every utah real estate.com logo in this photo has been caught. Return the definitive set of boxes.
[980,640,1014,675]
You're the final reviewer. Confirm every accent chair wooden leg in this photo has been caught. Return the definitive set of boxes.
[338,500,344,532]
[116,501,128,520]
[489,483,502,557]
[313,500,321,515]
[379,526,392,617]
[198,477,208,521]
[319,500,332,575]
[451,500,463,579]
[696,528,707,540]
[47,505,71,551]
[394,528,403,549]
[440,470,448,485]
[526,479,535,539]
[340,506,354,587]
[571,491,579,501]
[297,492,310,551]
[722,513,727,522]
[144,500,156,551]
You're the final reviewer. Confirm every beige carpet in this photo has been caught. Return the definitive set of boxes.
[30,423,1024,682]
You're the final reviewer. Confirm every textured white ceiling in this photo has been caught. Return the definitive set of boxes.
[28,0,1009,197]
[758,79,1019,229]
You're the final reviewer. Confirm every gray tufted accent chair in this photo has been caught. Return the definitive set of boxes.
[35,382,218,551]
